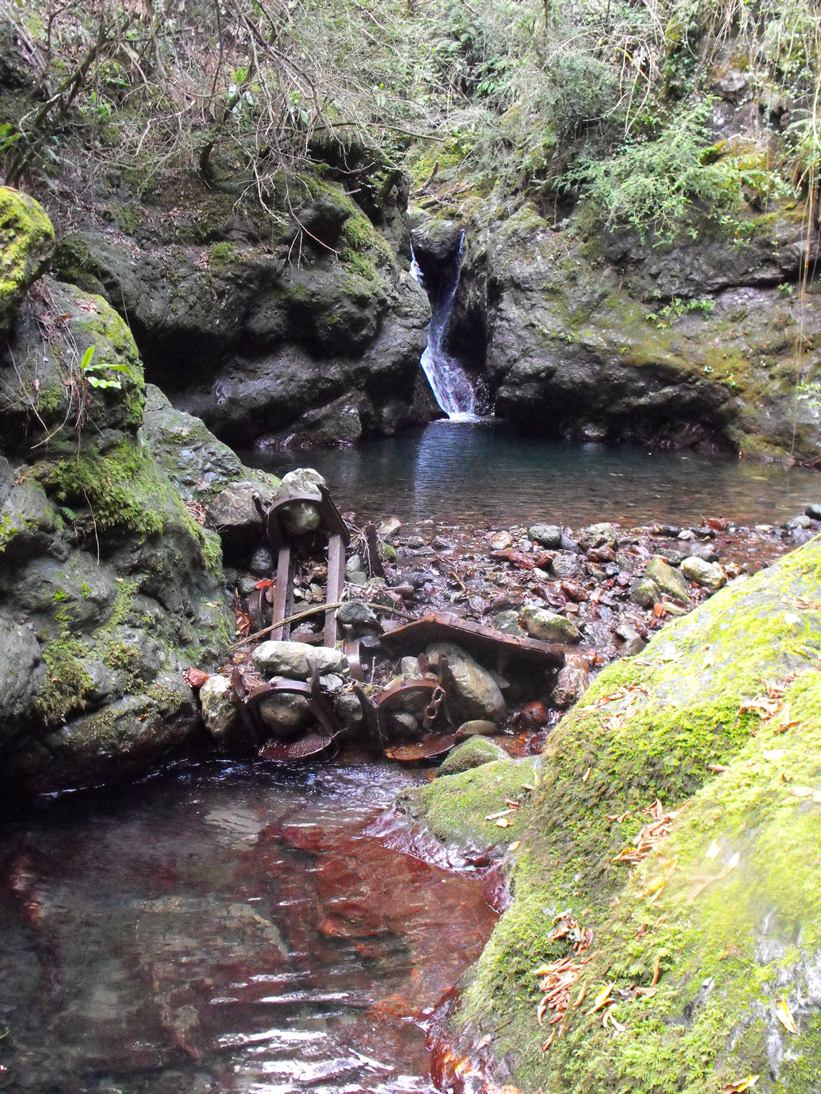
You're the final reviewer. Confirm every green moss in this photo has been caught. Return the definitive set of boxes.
[400,755,540,849]
[409,537,821,1092]
[34,636,94,725]
[0,186,55,329]
[32,442,168,538]
[208,240,238,269]
[200,529,223,577]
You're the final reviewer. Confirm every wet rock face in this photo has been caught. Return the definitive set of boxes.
[53,176,432,450]
[0,194,248,794]
[448,205,820,460]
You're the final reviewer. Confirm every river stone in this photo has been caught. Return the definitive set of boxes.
[387,711,421,739]
[334,691,364,728]
[199,674,237,739]
[520,606,582,644]
[490,610,527,638]
[681,556,727,592]
[275,468,326,535]
[489,530,513,550]
[250,546,274,576]
[337,600,380,632]
[614,623,647,656]
[256,692,311,736]
[551,552,583,580]
[435,736,507,778]
[528,524,563,549]
[426,642,506,724]
[806,503,821,520]
[578,522,619,550]
[630,578,660,609]
[645,555,691,603]
[252,640,347,679]
[552,652,591,708]
[455,719,500,738]
[400,656,422,676]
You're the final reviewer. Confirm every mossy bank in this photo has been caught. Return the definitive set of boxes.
[399,535,821,1092]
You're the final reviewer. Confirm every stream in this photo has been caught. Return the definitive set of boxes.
[248,420,818,528]
[3,425,817,1094]
[0,762,496,1093]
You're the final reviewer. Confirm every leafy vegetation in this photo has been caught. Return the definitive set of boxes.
[0,2,817,240]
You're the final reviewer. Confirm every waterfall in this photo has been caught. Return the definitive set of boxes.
[411,233,481,421]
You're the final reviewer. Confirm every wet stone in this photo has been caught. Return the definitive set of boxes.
[520,606,582,643]
[199,675,237,739]
[552,652,591,708]
[490,609,527,637]
[250,546,274,576]
[630,577,659,609]
[646,555,690,603]
[488,530,513,551]
[337,600,380,632]
[681,556,726,591]
[435,736,507,778]
[528,523,563,549]
[256,692,311,735]
[805,503,821,520]
[551,552,583,580]
[455,719,500,738]
[253,640,347,679]
[426,642,506,725]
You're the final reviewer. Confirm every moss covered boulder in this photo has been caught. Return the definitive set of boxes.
[0,197,255,792]
[0,186,55,335]
[400,536,821,1092]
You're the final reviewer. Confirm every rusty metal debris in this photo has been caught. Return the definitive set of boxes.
[380,611,565,668]
[190,476,575,765]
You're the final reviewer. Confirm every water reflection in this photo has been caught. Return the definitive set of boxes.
[247,421,817,527]
[0,762,496,1093]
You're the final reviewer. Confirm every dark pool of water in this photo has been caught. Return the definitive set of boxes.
[0,761,496,1093]
[245,421,818,528]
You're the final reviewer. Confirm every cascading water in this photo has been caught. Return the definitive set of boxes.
[411,232,482,420]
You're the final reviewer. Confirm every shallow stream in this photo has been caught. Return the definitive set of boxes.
[0,762,496,1093]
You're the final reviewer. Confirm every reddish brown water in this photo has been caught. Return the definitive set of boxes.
[0,761,497,1093]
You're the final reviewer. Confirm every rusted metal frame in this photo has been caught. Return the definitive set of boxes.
[324,533,346,647]
[270,545,294,640]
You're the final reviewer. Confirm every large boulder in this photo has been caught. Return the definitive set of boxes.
[398,536,821,1092]
[0,199,236,793]
[454,204,821,460]
[52,174,431,449]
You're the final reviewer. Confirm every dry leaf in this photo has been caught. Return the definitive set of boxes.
[706,840,721,860]
[722,1076,759,1093]
[775,998,798,1034]
[582,766,592,783]
[485,809,513,821]
[509,840,521,852]
[495,817,512,828]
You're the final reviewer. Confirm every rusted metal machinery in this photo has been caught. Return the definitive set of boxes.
[252,479,350,648]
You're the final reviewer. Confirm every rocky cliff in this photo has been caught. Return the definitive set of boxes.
[417,200,820,461]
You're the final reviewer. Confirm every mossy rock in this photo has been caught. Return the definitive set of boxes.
[402,537,821,1092]
[436,735,508,778]
[0,186,55,333]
